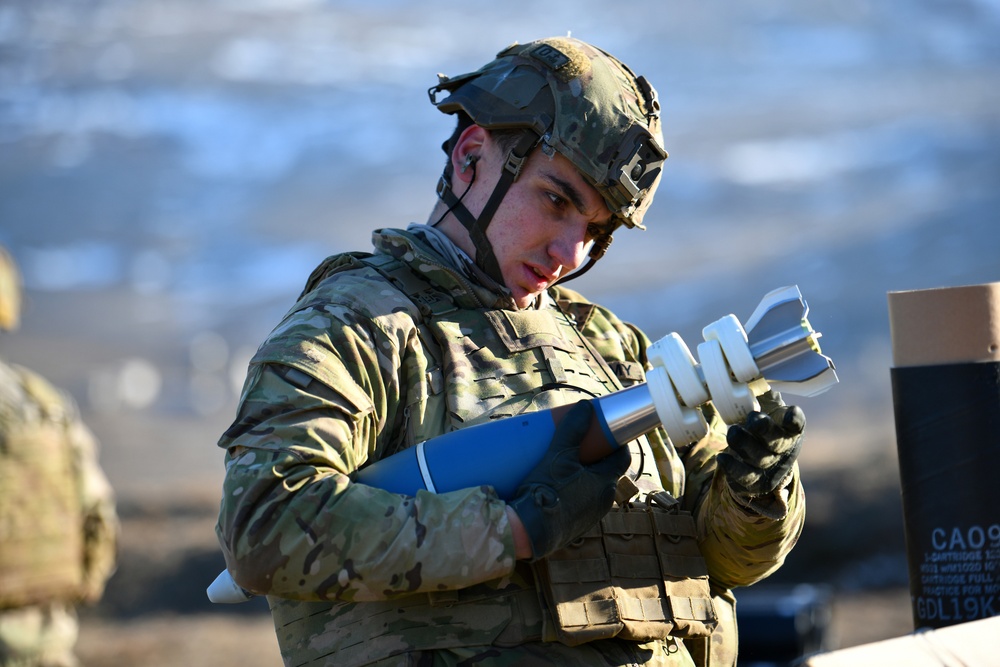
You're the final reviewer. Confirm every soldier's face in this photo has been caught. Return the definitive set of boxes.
[452,128,614,308]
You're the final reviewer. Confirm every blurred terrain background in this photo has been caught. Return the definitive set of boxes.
[1,0,998,664]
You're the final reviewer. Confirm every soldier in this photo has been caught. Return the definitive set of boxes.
[0,246,119,667]
[216,36,807,666]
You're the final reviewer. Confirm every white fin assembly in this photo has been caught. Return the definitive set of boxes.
[643,285,838,443]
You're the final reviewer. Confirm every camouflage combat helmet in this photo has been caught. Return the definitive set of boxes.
[0,245,21,331]
[429,36,667,284]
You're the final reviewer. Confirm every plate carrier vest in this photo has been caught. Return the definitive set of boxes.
[262,252,718,665]
[0,363,86,608]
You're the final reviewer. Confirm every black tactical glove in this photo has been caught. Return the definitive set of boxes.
[718,390,806,504]
[508,400,632,561]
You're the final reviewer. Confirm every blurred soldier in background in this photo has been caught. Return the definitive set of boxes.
[0,246,119,667]
[217,36,806,666]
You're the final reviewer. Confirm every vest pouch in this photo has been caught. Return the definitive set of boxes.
[602,505,678,641]
[533,494,718,647]
[646,495,718,639]
[532,524,622,646]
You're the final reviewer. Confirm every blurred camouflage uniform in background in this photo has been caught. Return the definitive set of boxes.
[216,36,806,666]
[0,247,119,667]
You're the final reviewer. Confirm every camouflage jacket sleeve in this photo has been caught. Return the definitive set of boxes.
[680,408,805,589]
[627,325,806,590]
[215,277,516,602]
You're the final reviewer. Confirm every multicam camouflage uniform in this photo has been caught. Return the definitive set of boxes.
[216,227,805,666]
[0,246,118,667]
[0,362,119,667]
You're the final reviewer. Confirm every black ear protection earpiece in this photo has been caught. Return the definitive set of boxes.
[461,154,478,174]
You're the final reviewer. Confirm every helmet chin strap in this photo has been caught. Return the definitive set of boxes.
[436,132,539,285]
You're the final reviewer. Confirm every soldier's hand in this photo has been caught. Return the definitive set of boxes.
[718,390,806,499]
[508,400,631,561]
